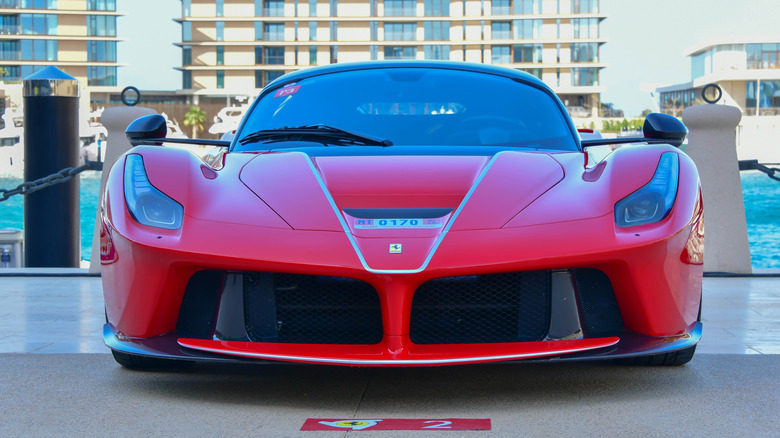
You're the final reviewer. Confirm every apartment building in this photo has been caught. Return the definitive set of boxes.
[178,0,606,116]
[0,0,121,89]
[657,37,780,117]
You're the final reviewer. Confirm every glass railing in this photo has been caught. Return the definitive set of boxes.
[0,0,19,8]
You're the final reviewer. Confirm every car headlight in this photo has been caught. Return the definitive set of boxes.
[124,154,183,230]
[615,152,679,227]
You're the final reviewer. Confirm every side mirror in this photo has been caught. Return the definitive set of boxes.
[126,114,167,147]
[643,113,687,148]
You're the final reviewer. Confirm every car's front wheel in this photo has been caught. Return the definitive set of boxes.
[111,350,194,371]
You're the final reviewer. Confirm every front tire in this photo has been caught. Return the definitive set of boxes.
[111,350,194,371]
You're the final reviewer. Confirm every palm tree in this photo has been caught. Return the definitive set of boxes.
[183,106,206,138]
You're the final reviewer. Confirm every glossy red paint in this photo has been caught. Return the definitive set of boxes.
[103,144,702,347]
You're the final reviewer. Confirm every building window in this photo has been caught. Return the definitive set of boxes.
[255,46,263,63]
[571,42,597,62]
[265,23,284,40]
[255,21,263,39]
[86,0,115,10]
[182,45,192,65]
[216,70,224,89]
[423,45,449,60]
[491,0,510,15]
[513,19,541,39]
[329,0,337,15]
[0,40,19,61]
[0,15,18,35]
[492,46,510,64]
[22,0,58,8]
[216,21,224,41]
[571,67,598,86]
[746,43,780,69]
[20,14,57,35]
[491,21,510,39]
[329,21,337,39]
[384,46,416,59]
[423,21,448,40]
[265,70,283,84]
[254,70,262,88]
[183,0,191,16]
[265,47,284,64]
[513,43,542,63]
[265,0,284,16]
[183,70,192,89]
[514,0,541,14]
[216,0,224,17]
[370,44,378,60]
[87,40,116,61]
[182,21,192,41]
[87,66,117,86]
[384,22,415,41]
[309,45,317,64]
[309,0,317,16]
[329,45,337,62]
[255,0,263,15]
[572,0,598,13]
[384,0,415,17]
[216,45,224,65]
[309,21,316,40]
[21,39,56,60]
[572,18,598,38]
[521,68,542,79]
[424,0,448,16]
[87,15,116,36]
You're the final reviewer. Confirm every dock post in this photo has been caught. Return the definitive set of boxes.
[683,104,752,274]
[22,66,80,267]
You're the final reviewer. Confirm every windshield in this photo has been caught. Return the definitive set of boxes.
[235,67,578,152]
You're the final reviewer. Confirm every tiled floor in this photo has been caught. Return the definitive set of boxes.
[0,273,777,354]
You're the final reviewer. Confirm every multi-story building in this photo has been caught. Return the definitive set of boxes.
[177,0,606,117]
[0,0,121,89]
[657,37,780,117]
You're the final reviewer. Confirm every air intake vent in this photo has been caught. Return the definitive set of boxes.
[410,271,552,344]
[244,273,383,344]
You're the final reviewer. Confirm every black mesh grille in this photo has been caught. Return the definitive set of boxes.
[573,269,624,336]
[409,271,552,344]
[244,273,383,344]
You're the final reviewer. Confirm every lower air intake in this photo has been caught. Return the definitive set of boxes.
[409,271,552,344]
[244,273,383,344]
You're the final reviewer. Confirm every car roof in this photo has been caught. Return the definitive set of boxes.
[264,61,548,92]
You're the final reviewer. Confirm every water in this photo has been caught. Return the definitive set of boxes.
[1,171,779,268]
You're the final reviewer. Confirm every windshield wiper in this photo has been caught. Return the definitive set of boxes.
[239,124,393,147]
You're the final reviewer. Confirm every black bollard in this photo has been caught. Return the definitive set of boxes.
[23,66,80,267]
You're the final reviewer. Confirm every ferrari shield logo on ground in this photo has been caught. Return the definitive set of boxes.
[301,418,491,431]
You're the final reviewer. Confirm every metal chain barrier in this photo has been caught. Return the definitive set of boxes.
[0,160,103,202]
[738,160,780,182]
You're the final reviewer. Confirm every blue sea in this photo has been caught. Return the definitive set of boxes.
[1,171,779,268]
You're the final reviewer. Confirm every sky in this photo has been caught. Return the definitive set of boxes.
[117,0,780,117]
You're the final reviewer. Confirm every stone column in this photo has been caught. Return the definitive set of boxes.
[683,104,752,274]
[88,106,156,274]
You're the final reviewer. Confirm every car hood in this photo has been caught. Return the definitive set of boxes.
[239,151,565,233]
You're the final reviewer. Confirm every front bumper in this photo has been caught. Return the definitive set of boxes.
[104,322,701,366]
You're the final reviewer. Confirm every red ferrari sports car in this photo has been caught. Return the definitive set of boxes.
[101,61,703,369]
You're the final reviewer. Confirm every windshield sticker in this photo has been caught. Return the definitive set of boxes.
[274,84,301,98]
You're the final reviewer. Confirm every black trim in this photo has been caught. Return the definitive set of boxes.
[133,137,231,147]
